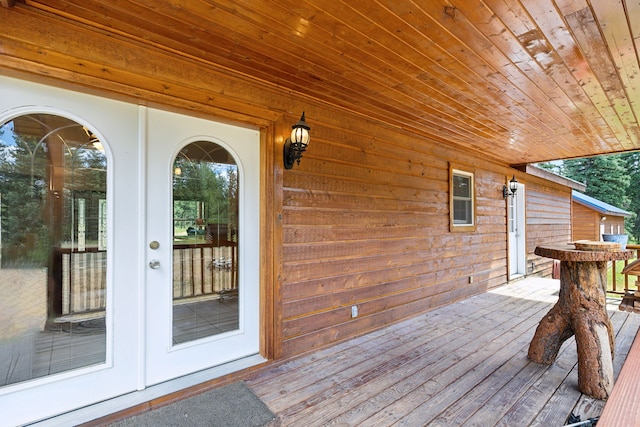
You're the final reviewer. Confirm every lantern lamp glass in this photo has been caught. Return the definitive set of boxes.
[291,127,310,146]
[509,176,518,193]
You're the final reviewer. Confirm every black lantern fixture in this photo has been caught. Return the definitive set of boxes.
[283,112,311,169]
[503,175,518,199]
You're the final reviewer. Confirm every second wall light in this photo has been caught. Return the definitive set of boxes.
[283,112,311,169]
[503,175,518,199]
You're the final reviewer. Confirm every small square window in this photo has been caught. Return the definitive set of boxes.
[450,166,476,232]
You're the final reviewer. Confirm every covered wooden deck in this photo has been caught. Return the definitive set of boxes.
[244,277,640,426]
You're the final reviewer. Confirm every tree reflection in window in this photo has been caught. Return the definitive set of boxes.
[0,113,107,387]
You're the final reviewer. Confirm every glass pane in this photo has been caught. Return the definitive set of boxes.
[453,174,470,198]
[509,198,516,233]
[453,199,471,224]
[172,141,239,345]
[0,114,107,387]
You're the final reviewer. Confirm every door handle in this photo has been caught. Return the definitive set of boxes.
[149,259,161,269]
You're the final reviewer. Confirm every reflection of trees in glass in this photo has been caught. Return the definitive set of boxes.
[173,149,238,240]
[174,201,200,224]
[0,115,107,266]
[226,166,238,240]
[0,128,49,266]
[63,146,107,246]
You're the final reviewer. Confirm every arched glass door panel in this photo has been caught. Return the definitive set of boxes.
[172,140,238,345]
[0,113,107,387]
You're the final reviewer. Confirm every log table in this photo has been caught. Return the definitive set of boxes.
[529,241,633,399]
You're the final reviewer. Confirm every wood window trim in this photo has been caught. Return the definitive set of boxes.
[449,163,477,232]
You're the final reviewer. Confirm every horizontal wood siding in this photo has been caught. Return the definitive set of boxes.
[0,6,571,361]
[280,122,511,355]
[572,202,600,241]
[526,182,572,277]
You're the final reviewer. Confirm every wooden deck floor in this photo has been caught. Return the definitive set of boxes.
[244,277,640,426]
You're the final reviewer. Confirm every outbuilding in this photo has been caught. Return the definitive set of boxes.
[572,190,632,242]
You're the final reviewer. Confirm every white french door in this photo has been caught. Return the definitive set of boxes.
[144,108,260,385]
[0,76,261,425]
[0,76,140,426]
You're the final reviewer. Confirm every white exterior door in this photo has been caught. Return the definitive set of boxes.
[508,183,526,279]
[0,76,261,424]
[144,108,260,385]
[0,76,140,426]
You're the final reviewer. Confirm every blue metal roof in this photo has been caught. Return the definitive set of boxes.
[572,190,632,217]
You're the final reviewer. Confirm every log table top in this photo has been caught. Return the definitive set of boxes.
[529,241,633,400]
[535,244,634,262]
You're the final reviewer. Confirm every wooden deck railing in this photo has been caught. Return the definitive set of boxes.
[609,243,640,296]
[54,247,107,317]
[172,242,237,301]
[54,242,237,318]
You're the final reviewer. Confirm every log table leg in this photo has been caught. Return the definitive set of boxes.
[528,260,614,399]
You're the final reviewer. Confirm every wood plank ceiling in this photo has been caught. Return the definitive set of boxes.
[8,0,640,166]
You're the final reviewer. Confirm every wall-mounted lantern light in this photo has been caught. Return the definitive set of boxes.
[503,175,518,199]
[283,111,311,169]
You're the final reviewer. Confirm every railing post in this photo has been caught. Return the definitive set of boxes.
[624,258,630,292]
[612,244,640,295]
[636,247,640,293]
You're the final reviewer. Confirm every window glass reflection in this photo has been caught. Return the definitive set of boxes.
[172,141,239,345]
[0,114,107,387]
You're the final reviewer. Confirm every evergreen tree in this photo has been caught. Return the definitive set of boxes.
[623,152,640,241]
[563,156,630,209]
[536,161,564,175]
[562,154,640,242]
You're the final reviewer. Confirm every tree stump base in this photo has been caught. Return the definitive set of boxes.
[529,244,633,400]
